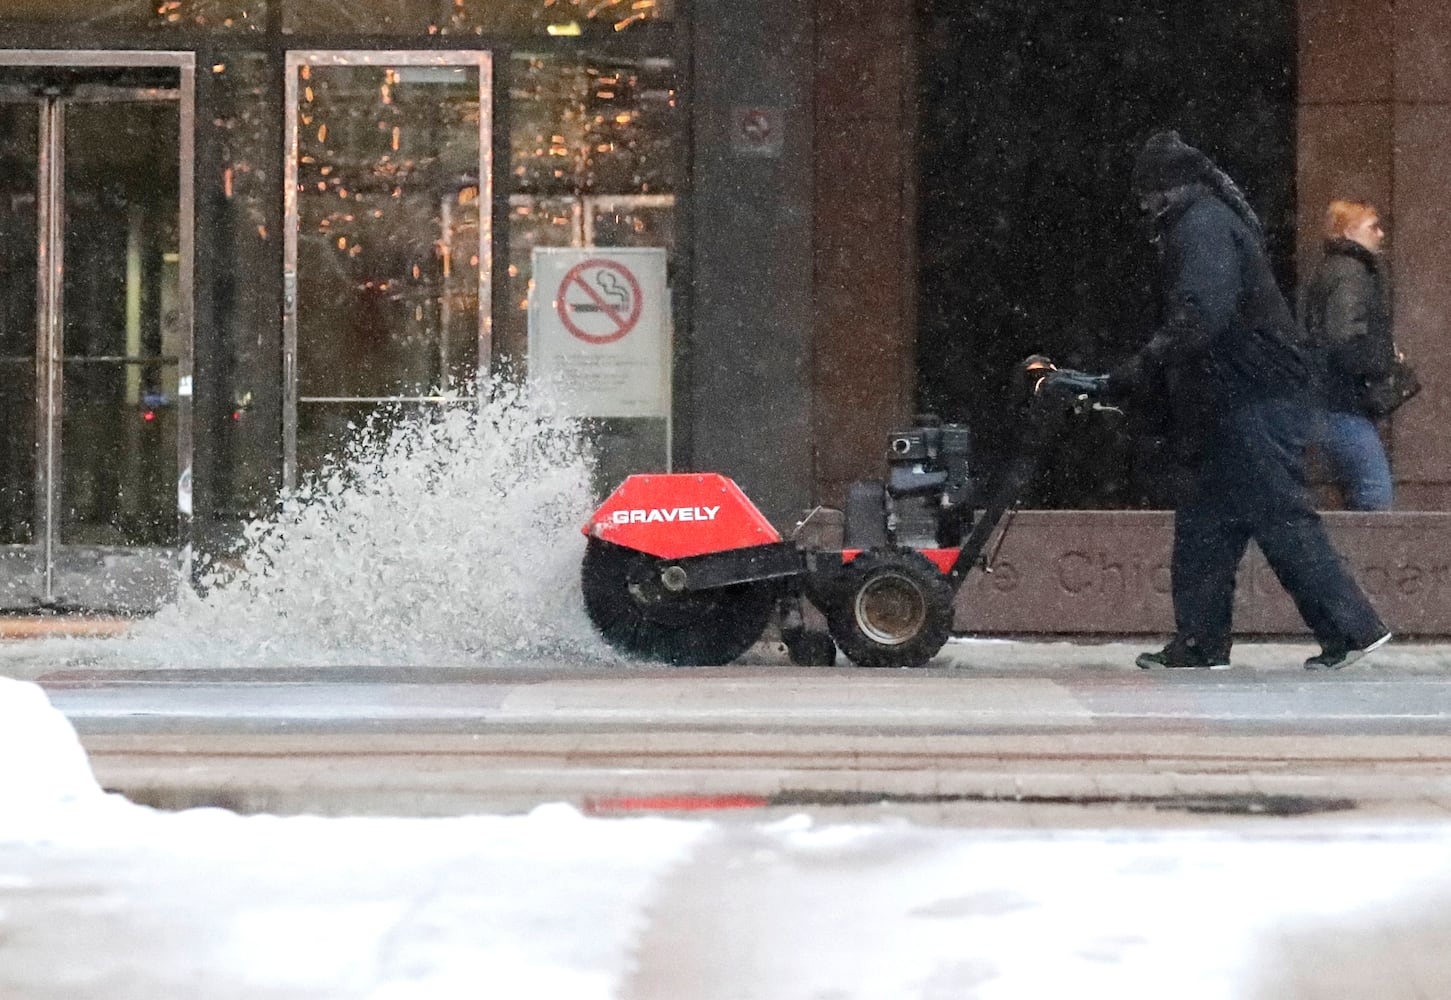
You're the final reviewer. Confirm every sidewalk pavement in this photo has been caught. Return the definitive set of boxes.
[3,613,1451,673]
[930,634,1451,673]
[19,628,1451,822]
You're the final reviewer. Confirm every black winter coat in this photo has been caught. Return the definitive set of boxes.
[1300,238,1396,415]
[1116,187,1312,456]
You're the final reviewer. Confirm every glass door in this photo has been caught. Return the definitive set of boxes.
[283,51,492,487]
[0,53,194,611]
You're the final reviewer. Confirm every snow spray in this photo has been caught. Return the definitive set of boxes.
[118,377,613,667]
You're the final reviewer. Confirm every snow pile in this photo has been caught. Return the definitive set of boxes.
[124,377,612,667]
[0,678,102,809]
[4,684,1451,997]
[4,795,1451,997]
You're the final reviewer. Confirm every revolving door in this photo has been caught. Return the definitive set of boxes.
[0,52,195,610]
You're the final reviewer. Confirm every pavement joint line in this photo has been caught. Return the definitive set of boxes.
[84,766,1451,794]
[72,744,1451,766]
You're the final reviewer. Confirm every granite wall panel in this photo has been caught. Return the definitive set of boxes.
[952,511,1451,636]
[1299,0,1451,512]
[811,1,916,506]
[1298,0,1393,102]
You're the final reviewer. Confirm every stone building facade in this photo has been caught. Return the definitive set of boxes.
[0,0,1447,633]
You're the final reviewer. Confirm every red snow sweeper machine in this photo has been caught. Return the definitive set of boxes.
[580,356,1113,669]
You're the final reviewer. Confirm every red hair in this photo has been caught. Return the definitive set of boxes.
[1325,199,1378,239]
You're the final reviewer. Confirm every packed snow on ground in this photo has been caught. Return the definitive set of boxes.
[4,677,1451,1000]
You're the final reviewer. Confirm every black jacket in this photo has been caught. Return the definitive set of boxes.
[1114,186,1312,453]
[1300,238,1395,415]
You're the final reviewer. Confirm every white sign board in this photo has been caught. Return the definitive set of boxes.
[528,248,671,419]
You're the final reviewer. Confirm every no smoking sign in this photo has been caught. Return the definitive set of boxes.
[529,247,669,420]
[731,105,783,157]
[556,258,644,344]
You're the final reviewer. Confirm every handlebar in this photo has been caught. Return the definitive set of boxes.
[1021,355,1117,412]
[1043,369,1110,396]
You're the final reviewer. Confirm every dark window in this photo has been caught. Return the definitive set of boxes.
[917,0,1296,509]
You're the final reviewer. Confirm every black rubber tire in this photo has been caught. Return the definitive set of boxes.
[784,630,838,667]
[581,538,774,666]
[825,548,955,669]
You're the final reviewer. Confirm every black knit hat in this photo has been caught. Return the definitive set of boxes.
[1131,130,1214,195]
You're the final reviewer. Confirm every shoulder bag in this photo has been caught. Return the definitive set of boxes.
[1362,349,1422,418]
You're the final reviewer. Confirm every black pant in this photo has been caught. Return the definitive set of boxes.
[1172,397,1385,654]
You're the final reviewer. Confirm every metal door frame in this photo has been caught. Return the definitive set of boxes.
[0,50,195,609]
[282,49,494,491]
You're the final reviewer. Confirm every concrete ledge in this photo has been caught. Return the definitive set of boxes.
[0,616,131,640]
[955,510,1451,636]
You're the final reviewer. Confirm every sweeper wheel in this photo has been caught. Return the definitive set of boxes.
[581,538,775,666]
[825,548,955,669]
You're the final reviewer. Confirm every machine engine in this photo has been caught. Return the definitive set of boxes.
[844,414,975,550]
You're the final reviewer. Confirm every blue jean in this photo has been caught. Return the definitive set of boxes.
[1315,410,1393,511]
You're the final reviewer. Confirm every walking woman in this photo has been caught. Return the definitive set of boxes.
[1301,199,1397,511]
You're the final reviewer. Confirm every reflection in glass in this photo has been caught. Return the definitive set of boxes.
[586,196,675,250]
[0,0,264,30]
[0,103,38,546]
[502,195,579,361]
[501,53,679,368]
[285,0,670,35]
[296,62,481,399]
[293,59,484,476]
[205,52,281,515]
[60,100,181,547]
[510,53,679,196]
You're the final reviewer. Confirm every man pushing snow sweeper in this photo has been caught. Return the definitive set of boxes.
[1102,130,1389,671]
[578,130,1389,672]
